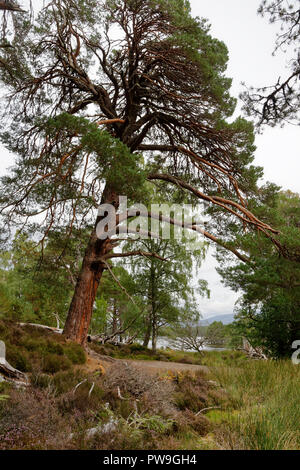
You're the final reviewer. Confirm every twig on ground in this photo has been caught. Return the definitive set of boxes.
[195,406,221,416]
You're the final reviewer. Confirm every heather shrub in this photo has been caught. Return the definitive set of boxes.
[128,344,149,353]
[31,372,52,389]
[174,372,209,413]
[52,370,88,395]
[64,343,86,364]
[174,409,211,436]
[42,354,72,373]
[0,320,86,373]
[102,362,175,415]
[57,384,104,415]
[6,344,32,372]
[0,388,73,450]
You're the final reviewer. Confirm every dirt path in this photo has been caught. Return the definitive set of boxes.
[85,350,209,376]
[124,359,209,375]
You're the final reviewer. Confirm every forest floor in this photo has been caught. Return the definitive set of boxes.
[1,320,300,450]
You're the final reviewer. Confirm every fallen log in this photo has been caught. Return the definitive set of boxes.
[18,322,63,334]
[241,338,268,360]
[0,341,29,386]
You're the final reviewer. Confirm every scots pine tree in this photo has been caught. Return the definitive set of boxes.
[0,0,283,344]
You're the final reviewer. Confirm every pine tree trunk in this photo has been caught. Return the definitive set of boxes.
[63,187,118,346]
[112,300,118,335]
[143,316,151,348]
[63,229,106,345]
[149,263,157,352]
[152,312,157,353]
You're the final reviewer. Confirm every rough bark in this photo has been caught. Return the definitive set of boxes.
[152,315,157,353]
[143,317,151,348]
[63,187,118,345]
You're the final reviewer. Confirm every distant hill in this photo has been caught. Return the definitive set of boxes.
[200,313,235,326]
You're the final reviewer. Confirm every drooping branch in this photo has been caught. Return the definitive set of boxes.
[242,70,300,126]
[102,260,138,307]
[111,208,251,263]
[104,251,167,263]
[147,172,280,240]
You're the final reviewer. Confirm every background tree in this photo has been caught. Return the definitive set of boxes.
[0,0,26,50]
[0,0,283,345]
[123,236,208,352]
[242,0,300,126]
[90,265,144,343]
[0,229,86,324]
[205,321,229,347]
[217,190,300,358]
[169,322,207,354]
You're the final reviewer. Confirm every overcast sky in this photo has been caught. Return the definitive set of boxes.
[0,1,299,319]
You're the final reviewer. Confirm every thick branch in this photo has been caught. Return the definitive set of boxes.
[104,251,167,262]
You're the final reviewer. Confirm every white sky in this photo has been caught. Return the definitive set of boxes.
[0,1,299,318]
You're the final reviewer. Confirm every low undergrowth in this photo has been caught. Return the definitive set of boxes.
[0,320,86,374]
[90,341,247,367]
[0,321,223,450]
[0,364,220,450]
[2,321,298,450]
